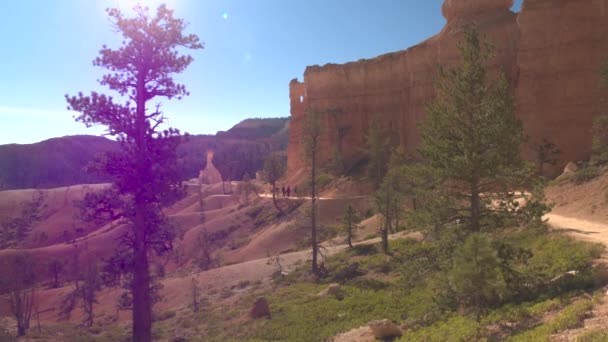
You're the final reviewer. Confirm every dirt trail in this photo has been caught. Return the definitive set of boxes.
[545,213,608,251]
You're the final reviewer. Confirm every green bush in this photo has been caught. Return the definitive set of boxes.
[448,233,507,309]
[509,298,593,341]
[316,173,333,189]
[482,297,561,325]
[399,315,480,342]
[347,278,390,291]
[572,165,600,184]
[251,283,438,342]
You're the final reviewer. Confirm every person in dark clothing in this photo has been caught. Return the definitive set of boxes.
[281,186,286,197]
[286,186,291,198]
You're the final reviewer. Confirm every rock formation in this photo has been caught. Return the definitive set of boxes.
[198,150,223,185]
[288,0,608,176]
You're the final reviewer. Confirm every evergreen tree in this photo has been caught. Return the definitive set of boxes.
[302,108,322,274]
[448,233,506,315]
[342,204,360,248]
[419,25,533,234]
[365,115,390,189]
[591,113,608,166]
[65,5,202,341]
[262,153,286,214]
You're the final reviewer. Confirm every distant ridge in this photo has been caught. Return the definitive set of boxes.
[0,118,289,190]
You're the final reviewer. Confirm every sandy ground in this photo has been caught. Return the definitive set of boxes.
[546,213,608,248]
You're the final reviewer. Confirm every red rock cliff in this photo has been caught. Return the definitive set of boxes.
[288,0,608,176]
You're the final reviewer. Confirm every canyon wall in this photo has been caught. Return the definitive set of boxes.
[288,0,608,176]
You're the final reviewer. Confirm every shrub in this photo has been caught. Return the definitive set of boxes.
[399,315,480,342]
[572,165,600,184]
[448,233,507,309]
[347,278,390,291]
[509,298,593,341]
[316,173,333,189]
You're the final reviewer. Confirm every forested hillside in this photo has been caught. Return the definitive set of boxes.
[0,117,289,190]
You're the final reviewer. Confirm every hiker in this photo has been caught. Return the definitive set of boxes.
[281,186,286,197]
[286,186,291,198]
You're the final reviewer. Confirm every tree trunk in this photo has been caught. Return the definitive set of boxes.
[311,147,318,275]
[132,203,152,342]
[382,190,391,254]
[271,182,284,215]
[347,223,353,249]
[470,181,481,233]
[132,73,152,342]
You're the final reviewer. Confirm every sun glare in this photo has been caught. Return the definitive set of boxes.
[107,0,180,11]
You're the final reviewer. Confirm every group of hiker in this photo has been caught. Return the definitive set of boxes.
[273,185,297,198]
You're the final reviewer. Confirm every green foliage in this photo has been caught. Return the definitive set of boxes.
[365,114,390,188]
[158,230,604,342]
[261,153,286,188]
[316,173,332,189]
[449,233,507,310]
[342,204,361,248]
[508,298,594,341]
[482,297,561,325]
[262,153,286,214]
[399,315,481,342]
[591,114,608,167]
[251,283,437,342]
[573,164,601,184]
[512,232,603,281]
[329,145,345,176]
[419,24,535,234]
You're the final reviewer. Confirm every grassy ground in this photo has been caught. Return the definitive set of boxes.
[4,229,606,342]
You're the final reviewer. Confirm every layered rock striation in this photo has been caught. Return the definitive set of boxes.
[288,0,608,176]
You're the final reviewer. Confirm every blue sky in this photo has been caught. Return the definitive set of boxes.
[0,0,523,144]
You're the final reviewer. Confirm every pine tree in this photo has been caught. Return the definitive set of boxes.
[65,5,202,341]
[262,153,286,215]
[302,108,322,274]
[342,204,360,248]
[365,115,390,189]
[419,25,533,234]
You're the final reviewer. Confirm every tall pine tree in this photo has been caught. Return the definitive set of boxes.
[419,25,533,234]
[65,5,202,341]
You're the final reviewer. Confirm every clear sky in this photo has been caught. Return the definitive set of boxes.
[0,0,523,144]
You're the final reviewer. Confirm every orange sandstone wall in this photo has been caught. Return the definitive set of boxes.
[288,0,608,176]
